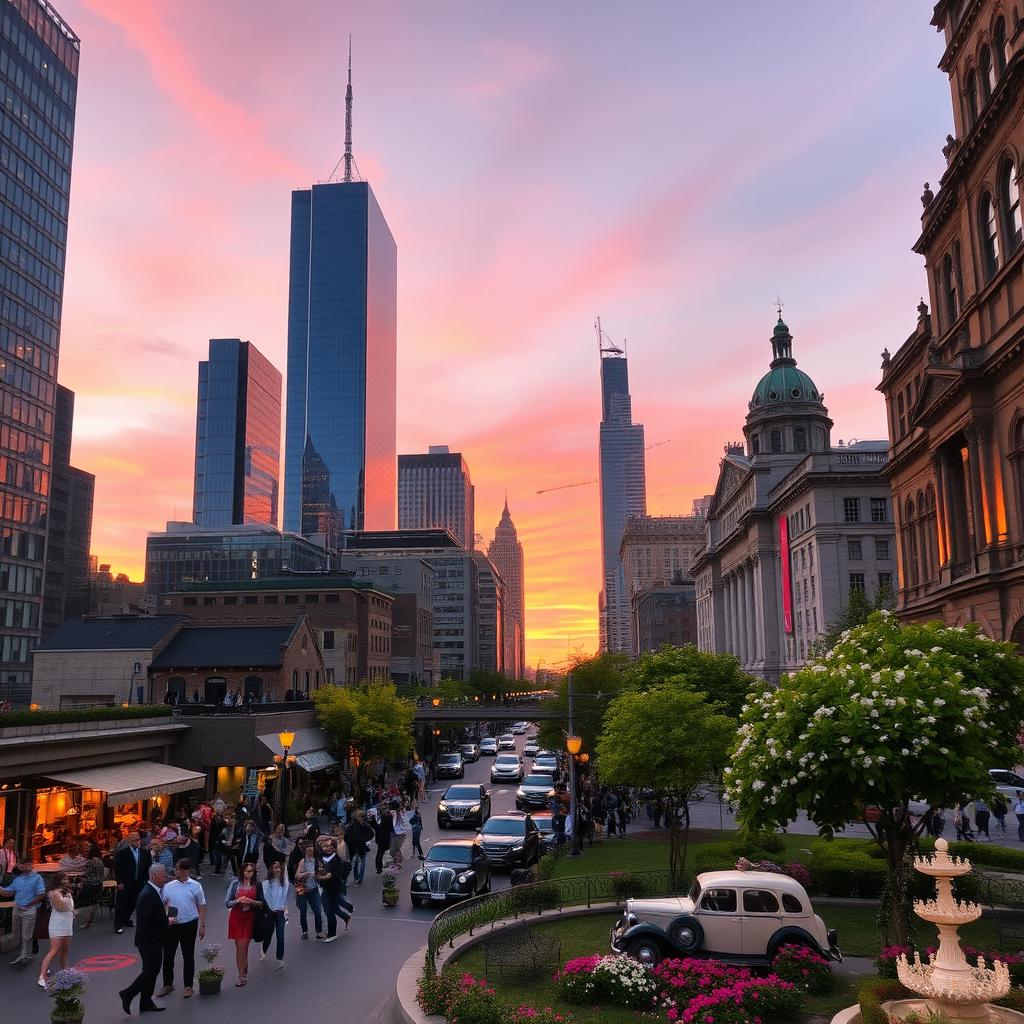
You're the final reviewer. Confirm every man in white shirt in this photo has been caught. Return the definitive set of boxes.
[158,859,206,999]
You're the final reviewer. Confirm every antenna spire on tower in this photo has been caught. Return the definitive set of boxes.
[344,35,353,183]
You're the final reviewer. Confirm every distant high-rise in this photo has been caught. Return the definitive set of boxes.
[597,321,646,654]
[487,498,525,678]
[193,338,282,528]
[0,1,79,705]
[42,386,94,635]
[283,53,397,548]
[398,446,475,549]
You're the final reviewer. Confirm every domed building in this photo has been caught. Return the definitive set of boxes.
[691,317,896,682]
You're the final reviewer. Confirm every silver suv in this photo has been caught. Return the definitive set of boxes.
[490,753,524,783]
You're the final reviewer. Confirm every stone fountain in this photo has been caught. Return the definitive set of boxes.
[883,838,1018,1023]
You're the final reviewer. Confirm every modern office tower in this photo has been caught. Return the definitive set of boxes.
[487,498,525,678]
[42,386,93,635]
[398,446,475,550]
[192,338,282,528]
[0,2,79,704]
[597,323,646,654]
[471,550,504,674]
[283,59,397,548]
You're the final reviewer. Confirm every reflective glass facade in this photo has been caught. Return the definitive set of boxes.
[0,0,78,705]
[284,181,396,550]
[193,338,281,528]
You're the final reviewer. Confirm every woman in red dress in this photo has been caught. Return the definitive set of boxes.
[226,862,263,986]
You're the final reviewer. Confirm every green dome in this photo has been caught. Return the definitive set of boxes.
[751,364,820,407]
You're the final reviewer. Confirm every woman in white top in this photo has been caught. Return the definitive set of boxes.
[38,872,74,988]
[259,860,290,966]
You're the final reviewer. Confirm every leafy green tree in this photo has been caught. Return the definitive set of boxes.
[727,612,1024,943]
[314,681,414,792]
[598,681,734,886]
[625,645,756,719]
[809,585,894,660]
[536,653,629,754]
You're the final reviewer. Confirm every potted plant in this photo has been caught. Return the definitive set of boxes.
[382,863,401,907]
[48,967,87,1024]
[197,943,225,995]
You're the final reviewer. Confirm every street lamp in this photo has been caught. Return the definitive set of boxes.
[278,730,295,825]
[565,733,583,855]
[431,696,441,707]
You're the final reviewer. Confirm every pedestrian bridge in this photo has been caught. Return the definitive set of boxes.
[411,702,562,722]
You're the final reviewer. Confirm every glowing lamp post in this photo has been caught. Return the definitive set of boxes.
[278,730,295,824]
[566,732,583,855]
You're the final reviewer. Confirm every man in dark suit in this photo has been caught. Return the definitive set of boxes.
[239,820,263,866]
[114,831,152,934]
[119,862,169,1014]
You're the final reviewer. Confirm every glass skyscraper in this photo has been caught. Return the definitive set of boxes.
[193,338,281,528]
[283,180,397,550]
[0,1,78,705]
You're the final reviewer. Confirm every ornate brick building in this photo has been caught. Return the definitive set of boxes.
[879,1,1024,644]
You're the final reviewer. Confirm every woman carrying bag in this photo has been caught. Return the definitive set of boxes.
[225,863,266,986]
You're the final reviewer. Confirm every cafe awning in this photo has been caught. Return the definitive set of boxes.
[295,749,338,773]
[257,727,333,759]
[46,761,206,806]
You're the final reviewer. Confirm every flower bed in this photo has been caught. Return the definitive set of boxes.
[555,953,659,1009]
[417,971,578,1024]
[769,944,833,994]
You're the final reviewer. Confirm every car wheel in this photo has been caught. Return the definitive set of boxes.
[627,937,663,968]
[411,896,424,908]
[668,917,704,953]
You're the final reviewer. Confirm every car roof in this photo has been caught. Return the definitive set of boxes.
[697,870,809,893]
[428,838,478,848]
[490,812,530,820]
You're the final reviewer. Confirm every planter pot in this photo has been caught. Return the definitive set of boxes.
[382,889,399,907]
[198,976,223,995]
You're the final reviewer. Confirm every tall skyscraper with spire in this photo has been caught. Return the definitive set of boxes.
[283,43,397,548]
[488,498,525,679]
[597,320,646,654]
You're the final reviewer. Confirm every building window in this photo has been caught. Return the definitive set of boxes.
[183,596,197,606]
[964,68,979,128]
[322,630,335,650]
[325,593,340,604]
[264,595,278,604]
[876,538,890,560]
[304,594,320,603]
[896,392,906,437]
[843,497,861,523]
[980,46,995,100]
[870,497,887,522]
[810,574,816,598]
[243,595,259,605]
[284,595,299,604]
[994,17,1007,74]
[849,572,865,593]
[793,427,807,452]
[1001,162,1022,253]
[943,252,960,325]
[878,571,893,592]
[223,596,237,605]
[848,539,862,560]
[770,429,783,453]
[981,192,1001,279]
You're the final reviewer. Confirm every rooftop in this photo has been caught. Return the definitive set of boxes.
[36,615,183,652]
[173,574,390,596]
[150,623,302,669]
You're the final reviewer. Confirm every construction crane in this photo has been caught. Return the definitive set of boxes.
[535,440,672,495]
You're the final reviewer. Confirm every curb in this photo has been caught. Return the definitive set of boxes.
[394,902,623,1024]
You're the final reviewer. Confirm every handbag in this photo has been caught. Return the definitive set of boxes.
[33,897,52,939]
[251,884,274,942]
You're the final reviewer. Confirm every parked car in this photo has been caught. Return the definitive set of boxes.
[438,783,490,829]
[479,737,498,755]
[490,753,524,784]
[497,733,516,750]
[459,743,480,763]
[990,768,1024,799]
[523,739,540,758]
[478,813,541,868]
[529,810,558,850]
[511,722,528,735]
[410,838,490,907]
[611,869,842,968]
[436,752,465,779]
[516,774,556,811]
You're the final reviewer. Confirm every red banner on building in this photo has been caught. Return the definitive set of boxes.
[779,515,793,634]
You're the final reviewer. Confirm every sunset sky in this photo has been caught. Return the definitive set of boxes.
[56,1,951,672]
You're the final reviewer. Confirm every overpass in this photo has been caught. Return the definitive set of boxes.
[411,702,562,722]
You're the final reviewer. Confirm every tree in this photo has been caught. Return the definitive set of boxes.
[598,680,734,887]
[314,681,415,794]
[809,585,894,660]
[625,645,756,719]
[536,653,630,754]
[727,611,1024,944]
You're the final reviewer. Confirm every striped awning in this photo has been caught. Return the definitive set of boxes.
[47,761,206,806]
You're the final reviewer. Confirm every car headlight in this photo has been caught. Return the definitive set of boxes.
[511,842,524,851]
[457,874,469,885]
[414,872,425,883]
[438,802,448,811]
[516,789,525,798]
[469,804,480,812]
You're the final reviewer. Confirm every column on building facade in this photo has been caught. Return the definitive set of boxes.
[743,562,756,667]
[736,572,747,664]
[729,573,741,662]
[977,421,1007,544]
[752,556,765,663]
[966,425,990,551]
[931,453,949,566]
[721,580,732,655]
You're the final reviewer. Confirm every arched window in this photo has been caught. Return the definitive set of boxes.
[994,17,1008,74]
[751,434,760,455]
[981,192,1001,278]
[980,46,995,100]
[925,484,939,579]
[793,427,807,452]
[770,429,783,453]
[243,675,263,701]
[943,253,960,324]
[1001,161,1022,252]
[964,69,979,127]
[204,676,227,704]
[166,676,186,703]
[903,498,918,588]
[291,669,298,688]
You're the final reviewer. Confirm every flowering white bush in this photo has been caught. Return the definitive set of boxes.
[559,953,658,1009]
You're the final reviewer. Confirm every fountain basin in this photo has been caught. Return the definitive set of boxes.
[880,998,1024,1024]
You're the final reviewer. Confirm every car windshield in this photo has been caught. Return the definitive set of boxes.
[496,756,520,766]
[991,769,1024,786]
[481,739,496,745]
[535,756,556,765]
[427,845,473,864]
[532,814,552,829]
[482,819,525,836]
[499,735,513,741]
[688,879,701,903]
[522,776,552,787]
[440,755,461,765]
[445,787,479,800]
[460,745,474,752]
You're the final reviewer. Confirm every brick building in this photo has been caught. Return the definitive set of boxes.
[879,1,1024,644]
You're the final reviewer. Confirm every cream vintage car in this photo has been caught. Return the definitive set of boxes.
[610,869,841,968]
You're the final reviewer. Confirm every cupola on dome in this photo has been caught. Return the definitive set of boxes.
[749,318,823,409]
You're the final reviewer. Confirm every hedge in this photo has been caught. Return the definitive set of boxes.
[857,978,911,1024]
[0,704,172,727]
[691,838,790,877]
[807,839,889,899]
[919,836,1024,872]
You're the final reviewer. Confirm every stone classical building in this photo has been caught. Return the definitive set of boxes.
[632,582,698,653]
[879,1,1024,646]
[486,499,525,678]
[693,319,896,681]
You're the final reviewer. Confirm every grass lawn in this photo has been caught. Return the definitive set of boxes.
[823,905,999,957]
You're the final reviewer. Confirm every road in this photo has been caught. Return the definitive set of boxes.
[3,726,535,1023]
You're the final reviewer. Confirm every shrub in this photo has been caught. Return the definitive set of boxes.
[554,956,600,1004]
[417,969,458,1015]
[447,975,502,1024]
[738,829,786,854]
[692,839,788,877]
[667,976,802,1024]
[742,976,804,1019]
[770,944,832,994]
[504,1009,576,1023]
[781,862,812,888]
[857,978,911,1024]
[506,880,560,913]
[654,958,752,1004]
[919,837,1024,872]
[995,990,1024,1014]
[807,839,888,898]
[534,851,559,881]
[607,870,652,900]
[589,954,659,1009]
[0,703,171,727]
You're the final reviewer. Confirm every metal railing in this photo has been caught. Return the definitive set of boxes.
[424,868,676,971]
[172,700,314,716]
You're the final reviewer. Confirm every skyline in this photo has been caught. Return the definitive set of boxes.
[55,1,951,670]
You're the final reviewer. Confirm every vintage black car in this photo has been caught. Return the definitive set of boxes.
[438,784,491,829]
[435,752,465,779]
[478,813,541,869]
[410,839,490,907]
